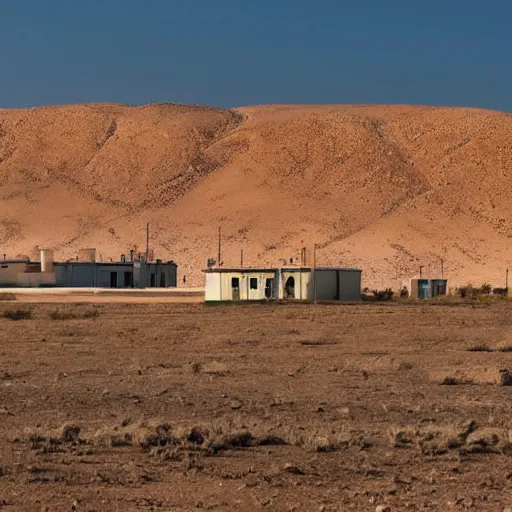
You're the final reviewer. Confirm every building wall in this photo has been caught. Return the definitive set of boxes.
[280,270,310,300]
[0,262,29,286]
[313,270,338,300]
[205,269,361,302]
[337,270,362,301]
[138,263,177,288]
[205,271,277,301]
[205,273,222,301]
[17,272,56,287]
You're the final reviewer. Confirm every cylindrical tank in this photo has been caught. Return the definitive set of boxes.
[40,249,54,273]
[78,248,97,262]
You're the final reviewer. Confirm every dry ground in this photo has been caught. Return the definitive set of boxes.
[1,300,512,511]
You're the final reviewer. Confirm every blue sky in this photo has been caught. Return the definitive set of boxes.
[1,1,511,110]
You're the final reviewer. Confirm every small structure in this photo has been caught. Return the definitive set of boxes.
[0,249,177,288]
[409,278,447,299]
[204,266,362,302]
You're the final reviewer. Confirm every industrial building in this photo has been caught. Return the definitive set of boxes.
[409,278,447,299]
[0,249,177,288]
[204,266,362,302]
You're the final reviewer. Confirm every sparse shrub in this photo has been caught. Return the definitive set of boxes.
[467,344,493,352]
[3,308,32,321]
[209,431,254,453]
[49,308,99,320]
[62,424,81,443]
[441,376,458,385]
[191,362,203,374]
[372,289,394,301]
[499,370,512,386]
[497,345,512,353]
[493,287,508,296]
[480,283,492,295]
[0,293,16,301]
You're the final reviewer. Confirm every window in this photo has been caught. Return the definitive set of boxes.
[124,271,132,287]
[250,277,258,289]
[231,277,239,288]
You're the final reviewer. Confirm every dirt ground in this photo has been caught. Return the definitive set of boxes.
[1,300,512,511]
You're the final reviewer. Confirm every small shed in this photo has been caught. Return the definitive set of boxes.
[204,267,362,302]
[410,278,447,299]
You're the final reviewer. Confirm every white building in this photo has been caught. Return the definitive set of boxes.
[204,267,362,302]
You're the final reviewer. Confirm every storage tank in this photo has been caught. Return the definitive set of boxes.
[78,248,97,262]
[40,249,54,273]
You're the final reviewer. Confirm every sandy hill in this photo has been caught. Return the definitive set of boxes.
[1,102,511,288]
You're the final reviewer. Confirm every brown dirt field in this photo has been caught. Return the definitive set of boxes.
[1,301,512,511]
[1,103,512,289]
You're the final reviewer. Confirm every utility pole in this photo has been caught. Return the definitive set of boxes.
[146,223,150,262]
[441,259,444,279]
[313,243,317,303]
[218,226,222,266]
[419,265,424,279]
[240,249,244,268]
[506,268,509,290]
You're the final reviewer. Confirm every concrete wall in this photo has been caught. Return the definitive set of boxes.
[55,264,132,288]
[138,263,177,288]
[205,269,361,302]
[17,273,56,287]
[205,271,277,301]
[337,270,362,301]
[280,270,310,300]
[314,270,338,300]
[0,262,29,286]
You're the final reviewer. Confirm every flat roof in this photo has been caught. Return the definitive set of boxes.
[204,266,362,273]
[52,261,177,266]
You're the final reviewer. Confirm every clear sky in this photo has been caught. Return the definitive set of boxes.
[1,0,511,111]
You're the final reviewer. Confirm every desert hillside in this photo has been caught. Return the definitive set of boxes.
[1,102,511,288]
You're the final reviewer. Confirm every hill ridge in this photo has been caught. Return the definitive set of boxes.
[1,102,511,287]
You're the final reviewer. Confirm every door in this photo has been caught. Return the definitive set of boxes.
[160,273,166,287]
[150,273,156,287]
[418,279,430,299]
[110,271,118,288]
[265,278,274,299]
[284,276,295,298]
[231,277,240,300]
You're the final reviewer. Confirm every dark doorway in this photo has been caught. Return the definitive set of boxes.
[110,272,118,288]
[231,277,240,300]
[150,273,156,287]
[285,276,295,298]
[265,278,274,299]
[124,271,132,287]
[160,273,166,287]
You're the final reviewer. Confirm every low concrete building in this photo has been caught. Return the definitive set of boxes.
[0,249,177,288]
[54,260,177,288]
[204,267,362,302]
[409,278,447,299]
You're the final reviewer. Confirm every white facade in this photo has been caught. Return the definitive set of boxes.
[205,267,362,302]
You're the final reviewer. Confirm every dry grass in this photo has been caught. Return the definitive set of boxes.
[389,421,509,455]
[467,343,493,352]
[48,307,100,320]
[2,308,32,320]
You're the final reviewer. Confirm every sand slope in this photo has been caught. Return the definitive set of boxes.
[1,102,511,287]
